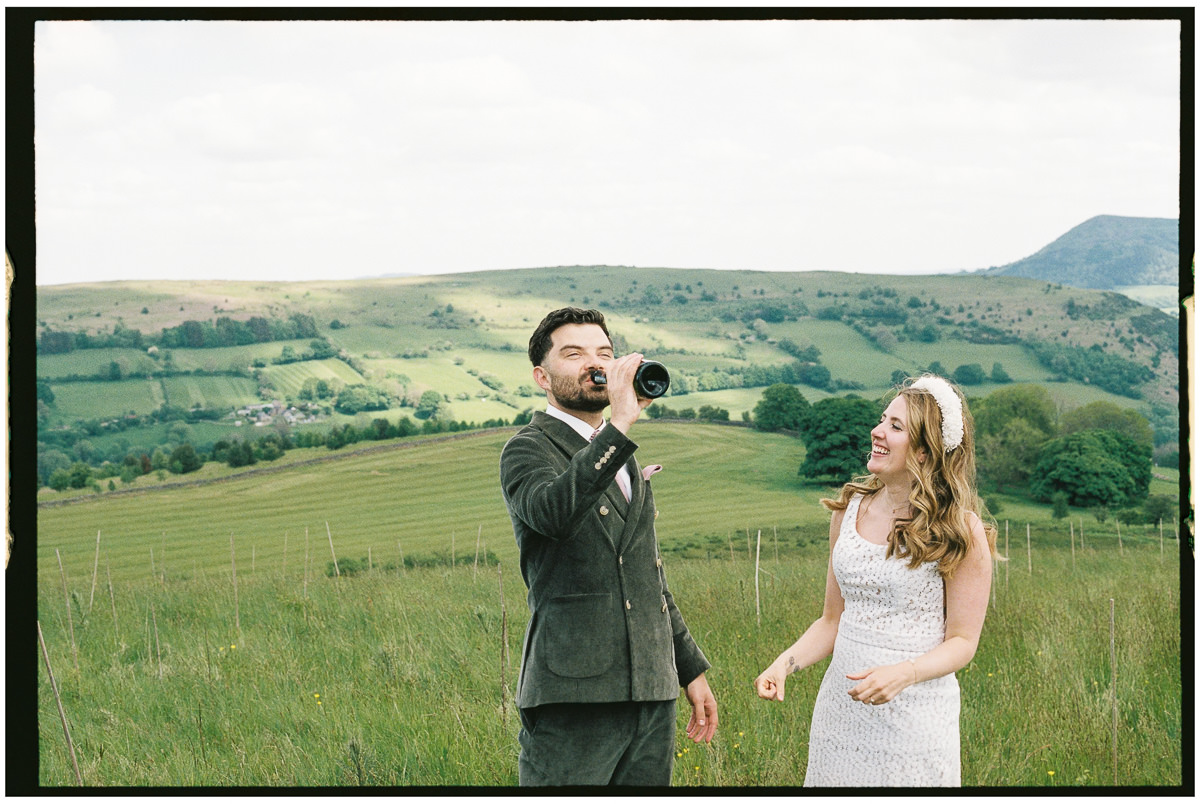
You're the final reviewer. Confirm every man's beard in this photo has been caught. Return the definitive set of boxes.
[547,369,609,413]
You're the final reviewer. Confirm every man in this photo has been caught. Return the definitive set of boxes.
[499,307,718,787]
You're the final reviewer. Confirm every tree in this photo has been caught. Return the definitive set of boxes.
[38,449,72,486]
[1051,492,1070,520]
[753,384,811,433]
[796,363,832,390]
[170,443,203,474]
[990,363,1012,383]
[335,384,390,414]
[799,396,878,481]
[978,417,1048,492]
[697,405,730,422]
[415,390,444,420]
[952,363,987,385]
[974,384,1057,440]
[1143,495,1175,525]
[68,462,92,489]
[1059,401,1153,449]
[1030,430,1151,508]
[48,468,71,491]
[226,441,256,468]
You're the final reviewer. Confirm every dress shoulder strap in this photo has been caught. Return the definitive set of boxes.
[840,493,863,538]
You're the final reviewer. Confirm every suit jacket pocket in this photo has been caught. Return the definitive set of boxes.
[544,593,617,678]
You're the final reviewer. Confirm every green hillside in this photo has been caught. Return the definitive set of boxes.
[37,423,821,586]
[36,268,1179,434]
[983,215,1178,291]
[33,423,1184,787]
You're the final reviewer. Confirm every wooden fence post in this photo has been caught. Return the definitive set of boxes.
[89,530,101,613]
[38,621,83,785]
[230,532,240,633]
[325,522,340,578]
[56,549,78,672]
[1026,524,1031,575]
[1109,598,1118,785]
[754,530,762,627]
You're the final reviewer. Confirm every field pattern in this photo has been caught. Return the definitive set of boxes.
[165,340,317,373]
[259,359,366,399]
[161,376,261,412]
[47,380,166,424]
[33,424,1183,789]
[36,268,1179,430]
[38,348,160,379]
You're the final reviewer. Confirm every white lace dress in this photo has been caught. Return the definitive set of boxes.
[805,493,961,787]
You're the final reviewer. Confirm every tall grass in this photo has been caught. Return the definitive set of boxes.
[36,538,1181,788]
[35,424,1182,788]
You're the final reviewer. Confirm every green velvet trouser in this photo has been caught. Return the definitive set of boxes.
[517,700,677,786]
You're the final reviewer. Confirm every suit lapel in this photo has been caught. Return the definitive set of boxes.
[531,412,631,552]
[613,455,645,552]
[533,411,588,458]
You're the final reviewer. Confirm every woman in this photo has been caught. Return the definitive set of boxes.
[755,375,998,787]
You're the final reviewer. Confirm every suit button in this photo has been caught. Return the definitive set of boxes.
[600,506,609,516]
[656,558,662,567]
[594,462,603,470]
[625,600,632,610]
[662,602,668,612]
[618,555,623,565]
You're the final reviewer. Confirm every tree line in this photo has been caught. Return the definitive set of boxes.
[38,411,528,494]
[750,381,1173,525]
[37,313,320,354]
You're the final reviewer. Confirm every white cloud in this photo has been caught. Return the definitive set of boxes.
[30,17,1182,284]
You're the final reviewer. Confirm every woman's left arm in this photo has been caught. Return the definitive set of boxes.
[846,515,992,705]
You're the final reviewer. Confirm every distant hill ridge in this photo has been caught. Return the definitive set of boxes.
[982,215,1178,290]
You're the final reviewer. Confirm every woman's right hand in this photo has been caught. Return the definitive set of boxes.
[754,665,787,702]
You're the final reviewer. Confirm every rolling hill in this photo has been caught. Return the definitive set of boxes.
[981,215,1178,291]
[36,267,1179,427]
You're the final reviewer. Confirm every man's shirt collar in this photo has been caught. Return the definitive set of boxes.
[545,404,604,442]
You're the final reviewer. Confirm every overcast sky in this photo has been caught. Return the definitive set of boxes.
[32,16,1181,286]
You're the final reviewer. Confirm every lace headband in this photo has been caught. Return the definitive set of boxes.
[910,375,964,452]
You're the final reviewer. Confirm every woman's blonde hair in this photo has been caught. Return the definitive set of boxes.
[822,376,1000,577]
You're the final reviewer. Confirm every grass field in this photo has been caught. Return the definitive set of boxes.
[32,423,1184,788]
[47,380,167,425]
[165,341,318,373]
[33,519,1183,788]
[37,348,161,380]
[258,359,366,399]
[161,376,261,412]
[36,268,1179,433]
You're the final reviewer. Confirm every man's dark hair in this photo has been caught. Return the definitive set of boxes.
[528,307,610,367]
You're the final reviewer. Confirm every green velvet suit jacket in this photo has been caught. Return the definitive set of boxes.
[500,411,711,709]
